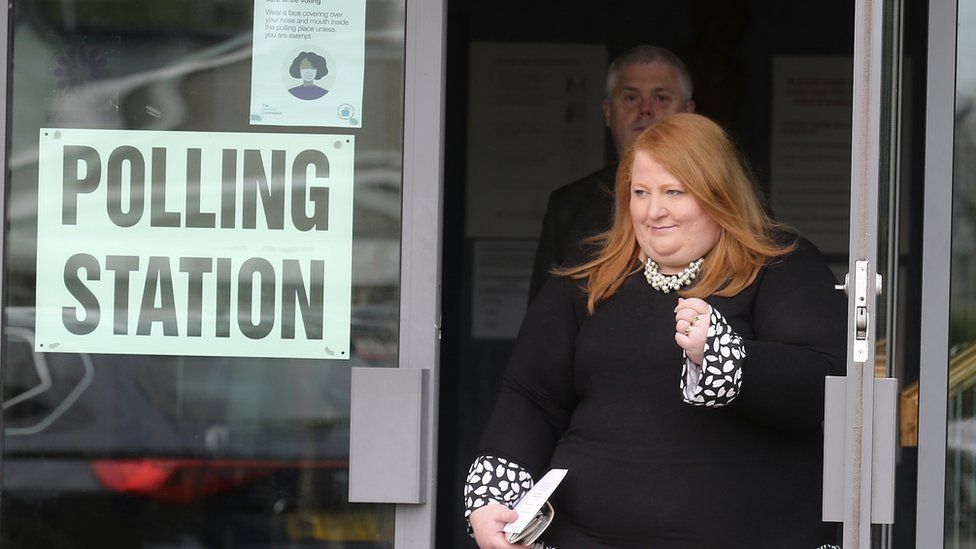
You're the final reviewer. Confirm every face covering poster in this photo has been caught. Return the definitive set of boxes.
[250,0,366,128]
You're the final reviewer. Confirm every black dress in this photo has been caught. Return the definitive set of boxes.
[470,239,846,548]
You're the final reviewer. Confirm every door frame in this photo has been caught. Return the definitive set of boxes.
[916,0,957,545]
[841,0,887,545]
[396,0,447,544]
[844,0,962,546]
[0,0,8,529]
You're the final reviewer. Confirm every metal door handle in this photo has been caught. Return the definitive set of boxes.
[823,376,897,524]
[348,367,429,504]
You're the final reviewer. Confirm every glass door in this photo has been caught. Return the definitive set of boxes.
[0,0,444,547]
[919,0,976,547]
[945,1,976,544]
[830,0,919,546]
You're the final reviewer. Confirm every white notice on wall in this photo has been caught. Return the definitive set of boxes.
[35,129,355,360]
[250,0,366,128]
[465,42,607,238]
[770,56,853,255]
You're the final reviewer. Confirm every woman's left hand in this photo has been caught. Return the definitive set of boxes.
[674,297,711,365]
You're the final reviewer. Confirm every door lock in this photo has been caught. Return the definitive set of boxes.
[852,260,870,363]
[855,306,868,339]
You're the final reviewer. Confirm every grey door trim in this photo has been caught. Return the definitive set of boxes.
[0,0,9,521]
[396,0,447,544]
[842,0,885,546]
[916,0,958,545]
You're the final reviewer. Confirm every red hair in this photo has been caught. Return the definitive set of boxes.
[557,113,794,314]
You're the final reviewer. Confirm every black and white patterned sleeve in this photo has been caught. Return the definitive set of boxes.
[463,454,534,519]
[681,306,745,407]
[463,456,559,549]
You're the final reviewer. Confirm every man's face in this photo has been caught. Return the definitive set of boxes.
[602,62,695,157]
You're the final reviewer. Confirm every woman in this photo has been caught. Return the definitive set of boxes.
[287,51,329,100]
[464,113,845,548]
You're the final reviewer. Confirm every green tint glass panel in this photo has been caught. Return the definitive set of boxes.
[1,0,404,547]
[947,0,976,547]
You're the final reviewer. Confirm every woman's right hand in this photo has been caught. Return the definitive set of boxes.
[469,504,527,548]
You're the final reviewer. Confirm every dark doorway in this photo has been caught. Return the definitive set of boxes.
[435,1,927,546]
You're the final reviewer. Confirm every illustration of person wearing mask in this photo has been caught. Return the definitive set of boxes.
[287,51,329,100]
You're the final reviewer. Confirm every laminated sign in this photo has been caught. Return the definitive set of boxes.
[250,0,366,128]
[35,129,355,360]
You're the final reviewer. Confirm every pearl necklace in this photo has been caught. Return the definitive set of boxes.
[643,257,703,293]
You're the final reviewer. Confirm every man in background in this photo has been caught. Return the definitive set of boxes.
[528,45,696,302]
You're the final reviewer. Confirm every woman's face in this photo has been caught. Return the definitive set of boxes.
[299,59,316,81]
[629,151,721,273]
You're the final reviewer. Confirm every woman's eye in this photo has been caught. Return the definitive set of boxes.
[633,189,647,197]
[666,189,682,197]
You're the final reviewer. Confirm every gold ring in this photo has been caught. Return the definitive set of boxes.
[683,326,692,336]
[691,314,700,326]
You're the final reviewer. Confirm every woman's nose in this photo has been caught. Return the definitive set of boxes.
[646,197,667,219]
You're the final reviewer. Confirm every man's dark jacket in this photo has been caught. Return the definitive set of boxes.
[528,165,617,303]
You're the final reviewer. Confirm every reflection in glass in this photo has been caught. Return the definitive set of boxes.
[1,0,404,547]
[948,1,976,546]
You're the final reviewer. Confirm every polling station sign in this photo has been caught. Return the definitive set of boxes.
[35,129,354,360]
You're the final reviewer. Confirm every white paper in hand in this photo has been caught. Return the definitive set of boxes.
[503,468,568,536]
